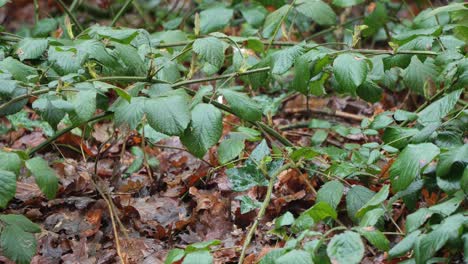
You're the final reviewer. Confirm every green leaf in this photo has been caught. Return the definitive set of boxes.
[71,90,96,123]
[359,208,385,227]
[316,181,344,209]
[32,95,73,129]
[429,191,464,216]
[32,18,58,37]
[296,0,336,25]
[193,37,225,70]
[218,136,245,164]
[402,56,438,95]
[275,211,295,228]
[240,4,267,27]
[327,231,364,264]
[346,185,375,222]
[436,144,467,179]
[389,143,440,192]
[414,214,467,263]
[236,195,262,214]
[0,224,37,264]
[292,56,311,94]
[181,103,222,158]
[16,38,48,61]
[0,151,21,175]
[382,126,419,150]
[0,0,9,7]
[370,113,394,130]
[389,230,421,258]
[405,208,433,233]
[332,0,364,7]
[0,57,37,82]
[165,248,185,264]
[186,240,221,252]
[227,164,267,192]
[289,147,319,162]
[362,2,387,37]
[333,54,368,93]
[356,227,390,251]
[394,110,418,122]
[0,169,17,208]
[25,157,59,200]
[182,250,213,264]
[199,6,233,34]
[356,185,389,218]
[112,97,145,130]
[272,45,304,75]
[293,202,337,231]
[311,130,328,146]
[276,250,313,264]
[262,5,290,38]
[113,42,147,76]
[418,89,463,126]
[144,93,191,136]
[0,214,41,233]
[220,89,262,122]
[356,80,382,103]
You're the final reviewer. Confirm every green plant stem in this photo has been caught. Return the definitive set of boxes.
[238,163,293,264]
[400,88,447,126]
[33,0,40,23]
[55,0,84,33]
[28,112,112,156]
[266,0,297,52]
[110,0,133,27]
[0,88,50,113]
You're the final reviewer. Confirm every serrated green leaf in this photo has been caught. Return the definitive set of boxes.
[114,42,147,76]
[316,181,344,209]
[16,38,48,61]
[402,56,438,95]
[32,18,58,37]
[144,93,191,136]
[389,143,440,192]
[112,97,145,130]
[240,4,267,27]
[272,45,304,75]
[327,231,364,264]
[165,248,185,264]
[356,185,389,218]
[356,80,382,103]
[71,90,96,122]
[389,230,421,258]
[193,37,225,70]
[181,103,222,158]
[292,55,311,94]
[182,250,212,264]
[25,157,59,200]
[0,169,16,208]
[406,208,433,233]
[356,227,390,251]
[0,151,21,175]
[418,89,463,126]
[275,211,295,228]
[220,89,262,122]
[436,144,467,179]
[296,0,336,25]
[199,6,233,34]
[382,126,419,149]
[359,208,385,227]
[0,57,37,82]
[217,137,245,164]
[276,249,313,264]
[333,54,368,93]
[0,224,37,264]
[262,5,290,38]
[0,214,41,233]
[346,185,375,222]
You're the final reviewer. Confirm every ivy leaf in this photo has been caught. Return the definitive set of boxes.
[220,89,262,122]
[144,93,191,136]
[389,143,440,192]
[316,181,344,209]
[262,5,290,38]
[296,0,336,26]
[402,56,438,95]
[0,169,17,208]
[25,157,59,200]
[332,0,364,7]
[272,45,304,75]
[16,38,48,61]
[227,164,267,192]
[193,37,225,70]
[389,230,421,258]
[0,224,37,264]
[418,89,463,126]
[0,214,41,233]
[199,6,233,34]
[181,103,223,158]
[236,195,262,214]
[333,54,368,93]
[327,231,364,264]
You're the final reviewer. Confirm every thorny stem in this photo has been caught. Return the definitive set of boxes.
[110,0,134,27]
[238,163,293,264]
[266,0,297,52]
[55,0,84,33]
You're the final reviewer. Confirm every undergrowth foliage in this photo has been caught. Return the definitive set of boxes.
[0,0,466,263]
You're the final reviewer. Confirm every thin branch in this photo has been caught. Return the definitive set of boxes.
[0,88,50,113]
[55,0,84,33]
[110,0,134,27]
[238,163,293,264]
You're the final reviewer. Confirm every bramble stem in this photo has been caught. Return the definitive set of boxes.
[110,0,134,27]
[238,163,293,264]
[55,0,84,33]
